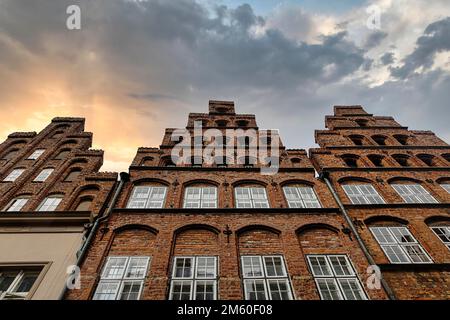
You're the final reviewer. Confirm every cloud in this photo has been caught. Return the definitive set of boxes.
[380,52,395,65]
[391,17,450,79]
[364,31,387,49]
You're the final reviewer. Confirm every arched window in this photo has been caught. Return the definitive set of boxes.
[290,158,301,165]
[355,119,368,127]
[341,154,359,168]
[2,148,19,160]
[417,154,436,167]
[368,154,384,167]
[342,183,385,204]
[3,168,26,182]
[283,184,321,208]
[64,168,82,182]
[27,149,46,160]
[369,224,431,263]
[235,185,269,208]
[430,225,450,250]
[371,135,387,146]
[161,156,176,167]
[75,197,93,211]
[33,168,54,182]
[127,185,167,209]
[391,183,438,203]
[236,120,249,127]
[442,153,450,163]
[141,157,154,166]
[441,183,450,194]
[348,135,365,146]
[215,120,228,127]
[37,194,64,211]
[392,154,410,167]
[393,134,408,145]
[55,149,71,160]
[51,131,64,139]
[183,185,217,208]
[3,196,29,212]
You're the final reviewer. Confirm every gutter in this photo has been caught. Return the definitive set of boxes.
[58,171,129,300]
[319,171,397,300]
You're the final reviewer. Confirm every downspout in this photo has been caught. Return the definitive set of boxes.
[320,171,396,300]
[58,171,130,300]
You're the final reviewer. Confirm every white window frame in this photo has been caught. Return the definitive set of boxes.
[342,184,385,204]
[126,186,167,209]
[3,169,25,182]
[3,197,29,212]
[234,187,270,208]
[33,168,54,182]
[0,268,42,300]
[370,226,432,264]
[93,256,150,300]
[283,186,321,208]
[183,186,218,208]
[37,196,63,212]
[241,255,293,300]
[27,149,45,160]
[431,226,450,250]
[169,256,218,300]
[307,255,367,300]
[392,184,438,204]
[441,184,450,194]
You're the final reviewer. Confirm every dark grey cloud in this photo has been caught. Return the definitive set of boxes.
[380,52,395,65]
[364,31,387,49]
[391,17,450,79]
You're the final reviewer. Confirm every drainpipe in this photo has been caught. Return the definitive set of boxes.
[320,171,396,300]
[58,171,129,300]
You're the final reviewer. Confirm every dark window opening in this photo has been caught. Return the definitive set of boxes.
[355,119,369,127]
[372,135,387,146]
[349,135,364,146]
[393,155,409,167]
[417,154,435,167]
[368,155,384,167]
[342,156,359,168]
[394,135,408,145]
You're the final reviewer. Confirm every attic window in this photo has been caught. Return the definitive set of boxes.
[368,155,384,167]
[216,107,228,113]
[393,154,409,167]
[341,155,359,168]
[291,158,301,164]
[372,135,387,146]
[236,120,249,127]
[216,120,228,127]
[349,135,364,146]
[355,119,368,127]
[393,135,408,146]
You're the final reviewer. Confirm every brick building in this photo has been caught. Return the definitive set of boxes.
[65,101,392,301]
[0,118,117,299]
[310,106,450,299]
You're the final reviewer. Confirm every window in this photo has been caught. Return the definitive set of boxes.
[3,197,29,212]
[417,154,435,167]
[215,120,228,127]
[3,149,19,160]
[283,186,321,208]
[33,168,54,182]
[307,255,366,300]
[55,149,71,160]
[355,119,368,127]
[341,155,358,168]
[391,184,438,203]
[393,135,408,145]
[342,184,385,204]
[93,256,150,300]
[370,227,432,263]
[371,135,387,146]
[169,257,217,300]
[127,186,167,209]
[235,187,269,208]
[368,155,384,167]
[431,226,450,250]
[441,184,450,193]
[348,135,364,146]
[241,256,293,300]
[75,198,93,211]
[3,169,25,182]
[442,154,450,163]
[0,267,42,300]
[183,186,217,208]
[37,196,63,211]
[27,149,45,160]
[64,169,81,182]
[392,154,409,167]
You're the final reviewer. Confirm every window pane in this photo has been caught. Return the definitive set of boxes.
[34,169,54,182]
[338,279,366,300]
[174,258,193,278]
[403,244,431,263]
[170,280,192,300]
[127,186,167,208]
[3,169,25,182]
[102,257,128,279]
[392,184,437,204]
[307,256,332,276]
[5,198,28,212]
[267,279,292,300]
[196,257,216,279]
[119,281,143,300]
[242,257,263,277]
[441,184,450,194]
[38,197,62,211]
[382,245,410,263]
[432,227,450,248]
[126,257,149,279]
[264,257,285,277]
[93,281,120,300]
[244,279,267,300]
[328,256,354,276]
[316,278,342,300]
[194,280,215,300]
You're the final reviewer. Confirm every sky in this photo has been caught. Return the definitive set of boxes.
[0,0,450,172]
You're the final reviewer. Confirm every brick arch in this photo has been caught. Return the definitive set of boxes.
[337,176,373,184]
[364,215,409,226]
[171,224,221,258]
[279,179,315,187]
[236,225,283,255]
[436,177,450,184]
[424,216,450,226]
[387,176,423,184]
[132,178,170,186]
[108,225,158,256]
[67,184,101,210]
[297,223,343,252]
[183,179,220,187]
[232,179,268,187]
